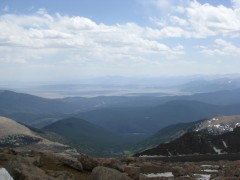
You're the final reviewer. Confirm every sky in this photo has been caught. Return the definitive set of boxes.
[0,0,240,82]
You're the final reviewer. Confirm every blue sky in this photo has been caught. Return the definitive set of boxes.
[0,0,240,81]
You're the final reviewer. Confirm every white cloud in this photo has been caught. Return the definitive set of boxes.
[187,1,240,38]
[0,10,184,65]
[144,0,240,38]
[170,16,188,26]
[199,39,240,56]
[232,0,240,9]
[1,1,240,79]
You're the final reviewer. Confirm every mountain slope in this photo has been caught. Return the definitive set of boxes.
[0,90,78,114]
[136,126,240,157]
[194,115,240,134]
[0,116,68,151]
[0,116,38,137]
[43,117,125,157]
[132,120,203,153]
[133,115,240,153]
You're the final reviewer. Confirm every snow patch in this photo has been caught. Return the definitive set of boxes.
[235,123,240,127]
[139,155,166,158]
[143,172,174,178]
[201,165,219,168]
[202,169,218,173]
[222,140,228,148]
[194,174,211,180]
[213,146,222,154]
[0,168,13,180]
[167,149,172,156]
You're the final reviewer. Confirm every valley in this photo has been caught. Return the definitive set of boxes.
[1,77,240,179]
[1,83,240,157]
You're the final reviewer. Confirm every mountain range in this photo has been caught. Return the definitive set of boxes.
[76,100,240,135]
[1,89,240,157]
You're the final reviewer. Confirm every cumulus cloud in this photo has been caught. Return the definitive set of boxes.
[199,39,240,56]
[1,1,240,79]
[232,0,240,9]
[144,0,240,38]
[0,10,185,65]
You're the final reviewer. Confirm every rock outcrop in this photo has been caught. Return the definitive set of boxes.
[91,166,132,180]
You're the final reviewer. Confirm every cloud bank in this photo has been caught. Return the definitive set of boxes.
[0,0,240,80]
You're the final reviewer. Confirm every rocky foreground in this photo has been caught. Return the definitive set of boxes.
[0,148,240,180]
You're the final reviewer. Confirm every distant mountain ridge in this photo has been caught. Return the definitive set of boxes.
[76,100,240,135]
[179,77,240,93]
[0,89,240,129]
[0,90,78,114]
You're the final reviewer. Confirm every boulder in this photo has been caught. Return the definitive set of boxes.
[91,166,132,180]
[61,157,83,172]
[77,155,98,171]
[98,158,124,172]
[124,165,141,180]
[172,166,188,177]
[46,170,76,180]
[6,155,50,179]
[33,156,43,167]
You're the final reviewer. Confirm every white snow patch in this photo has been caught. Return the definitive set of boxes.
[201,165,219,168]
[194,174,211,180]
[167,149,172,156]
[139,155,166,158]
[235,123,240,127]
[222,140,228,148]
[143,172,174,178]
[202,169,218,172]
[213,124,221,128]
[213,146,222,154]
[0,168,13,180]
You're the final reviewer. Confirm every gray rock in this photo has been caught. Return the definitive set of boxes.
[33,156,43,167]
[0,153,7,161]
[7,155,50,179]
[47,170,76,180]
[61,157,83,172]
[91,166,132,180]
[77,155,98,171]
[124,165,141,180]
[172,166,188,177]
[98,158,124,172]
